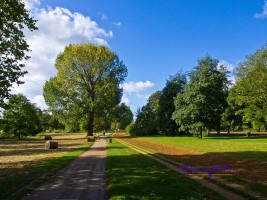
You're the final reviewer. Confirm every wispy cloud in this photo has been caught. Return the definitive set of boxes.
[101,14,108,21]
[122,81,155,94]
[254,0,267,19]
[113,21,122,27]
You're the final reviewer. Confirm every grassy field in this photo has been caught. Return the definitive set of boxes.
[106,139,225,200]
[0,133,92,200]
[120,136,267,197]
[135,136,267,161]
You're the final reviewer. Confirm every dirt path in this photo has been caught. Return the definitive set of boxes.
[22,139,108,200]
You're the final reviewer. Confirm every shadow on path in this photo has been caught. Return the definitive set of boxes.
[22,139,108,200]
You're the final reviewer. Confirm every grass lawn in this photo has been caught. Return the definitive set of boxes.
[106,139,225,200]
[135,136,267,161]
[121,136,267,198]
[0,133,93,200]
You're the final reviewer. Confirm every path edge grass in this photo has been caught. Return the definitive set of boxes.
[2,141,94,200]
[106,139,225,200]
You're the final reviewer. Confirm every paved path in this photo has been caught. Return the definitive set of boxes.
[22,139,108,200]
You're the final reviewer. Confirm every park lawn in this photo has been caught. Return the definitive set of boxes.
[120,136,267,197]
[134,136,267,161]
[106,139,225,200]
[0,133,92,200]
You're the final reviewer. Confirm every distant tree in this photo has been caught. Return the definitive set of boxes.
[0,0,37,108]
[111,122,121,131]
[3,94,41,139]
[228,45,267,131]
[172,56,229,138]
[157,73,187,135]
[112,103,133,130]
[133,91,162,135]
[125,123,134,135]
[39,110,65,131]
[43,43,127,136]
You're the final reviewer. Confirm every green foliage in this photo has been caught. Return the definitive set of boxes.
[43,43,127,136]
[0,0,37,108]
[125,123,134,135]
[39,110,65,131]
[229,45,267,130]
[112,103,133,130]
[157,73,187,135]
[172,56,229,136]
[133,91,162,135]
[3,94,41,139]
[111,122,121,130]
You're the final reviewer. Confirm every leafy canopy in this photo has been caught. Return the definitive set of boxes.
[43,43,127,135]
[228,45,267,130]
[3,94,41,139]
[157,73,187,135]
[172,56,229,135]
[0,0,37,108]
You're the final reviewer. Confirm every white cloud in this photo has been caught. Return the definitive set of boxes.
[136,94,150,100]
[121,96,131,106]
[113,21,122,27]
[32,95,48,110]
[12,3,113,109]
[254,1,267,19]
[23,0,40,10]
[101,14,108,21]
[218,60,234,72]
[218,60,236,85]
[122,81,155,94]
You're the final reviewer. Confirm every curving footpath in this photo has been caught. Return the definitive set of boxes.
[22,139,108,200]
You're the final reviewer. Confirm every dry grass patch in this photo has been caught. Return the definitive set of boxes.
[0,133,88,199]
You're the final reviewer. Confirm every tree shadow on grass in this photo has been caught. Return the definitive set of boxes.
[152,150,267,197]
[106,142,229,200]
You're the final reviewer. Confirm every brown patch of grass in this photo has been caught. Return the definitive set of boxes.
[121,138,267,188]
[0,133,87,187]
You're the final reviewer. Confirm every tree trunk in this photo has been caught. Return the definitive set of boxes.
[199,126,203,139]
[87,112,94,136]
[216,121,221,136]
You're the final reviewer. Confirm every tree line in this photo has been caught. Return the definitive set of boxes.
[0,43,133,139]
[128,45,267,137]
[0,1,133,138]
[1,1,267,139]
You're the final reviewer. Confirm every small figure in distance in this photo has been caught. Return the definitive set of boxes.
[103,131,105,136]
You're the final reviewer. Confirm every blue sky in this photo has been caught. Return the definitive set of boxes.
[15,0,267,114]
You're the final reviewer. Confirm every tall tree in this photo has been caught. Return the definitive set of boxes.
[0,0,37,108]
[172,56,229,138]
[133,91,162,135]
[157,73,187,135]
[43,43,127,136]
[228,45,267,130]
[3,94,41,139]
[113,103,133,130]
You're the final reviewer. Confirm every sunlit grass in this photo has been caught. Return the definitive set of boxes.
[106,139,224,200]
[136,136,267,160]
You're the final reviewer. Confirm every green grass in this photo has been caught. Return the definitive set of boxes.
[106,139,225,200]
[136,136,267,161]
[1,142,93,200]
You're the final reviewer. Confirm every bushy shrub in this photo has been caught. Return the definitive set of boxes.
[126,123,135,136]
